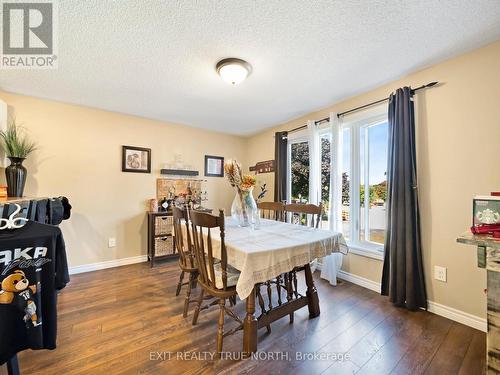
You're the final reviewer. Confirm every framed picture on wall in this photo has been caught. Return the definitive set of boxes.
[122,145,151,173]
[204,155,224,177]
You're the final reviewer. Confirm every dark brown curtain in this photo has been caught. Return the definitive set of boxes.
[381,87,427,311]
[274,131,288,202]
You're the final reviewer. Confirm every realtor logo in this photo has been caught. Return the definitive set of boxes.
[1,0,58,69]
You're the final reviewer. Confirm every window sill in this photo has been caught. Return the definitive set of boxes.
[346,242,384,261]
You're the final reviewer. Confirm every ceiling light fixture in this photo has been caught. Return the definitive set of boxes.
[216,58,252,85]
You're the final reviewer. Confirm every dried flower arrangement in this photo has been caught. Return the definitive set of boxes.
[224,159,258,225]
[256,183,268,203]
[224,160,257,192]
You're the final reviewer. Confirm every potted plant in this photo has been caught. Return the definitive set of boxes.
[0,119,37,197]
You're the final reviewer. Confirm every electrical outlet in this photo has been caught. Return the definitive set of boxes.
[434,265,447,282]
[108,238,116,248]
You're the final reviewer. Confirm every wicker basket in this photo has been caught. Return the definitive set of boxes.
[155,216,173,235]
[155,236,174,256]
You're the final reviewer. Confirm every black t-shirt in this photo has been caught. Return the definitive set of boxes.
[0,221,69,364]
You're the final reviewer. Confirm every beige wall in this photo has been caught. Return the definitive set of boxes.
[0,92,247,267]
[247,41,500,319]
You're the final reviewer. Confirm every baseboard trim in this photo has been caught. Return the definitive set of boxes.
[427,300,487,332]
[337,270,487,332]
[337,270,382,293]
[69,255,148,275]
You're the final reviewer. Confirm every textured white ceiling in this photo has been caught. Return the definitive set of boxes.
[1,0,500,136]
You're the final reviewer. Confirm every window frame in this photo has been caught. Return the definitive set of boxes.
[341,106,388,259]
[287,123,331,204]
[287,131,309,204]
[284,109,388,261]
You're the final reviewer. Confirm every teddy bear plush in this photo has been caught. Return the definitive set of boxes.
[0,270,41,327]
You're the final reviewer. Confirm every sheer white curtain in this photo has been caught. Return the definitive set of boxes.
[307,120,320,205]
[320,112,344,285]
[307,120,321,272]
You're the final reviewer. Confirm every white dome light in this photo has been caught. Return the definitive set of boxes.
[216,58,252,85]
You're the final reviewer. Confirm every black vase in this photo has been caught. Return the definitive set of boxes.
[6,157,27,197]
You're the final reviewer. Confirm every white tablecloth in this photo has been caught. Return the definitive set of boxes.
[196,217,348,299]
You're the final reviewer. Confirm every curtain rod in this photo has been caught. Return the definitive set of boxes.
[286,81,438,134]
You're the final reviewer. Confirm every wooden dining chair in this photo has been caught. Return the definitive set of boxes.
[284,202,323,228]
[257,201,285,221]
[282,202,323,323]
[190,209,243,357]
[172,206,199,317]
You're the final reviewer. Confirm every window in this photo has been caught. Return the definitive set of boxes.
[344,110,388,254]
[342,128,351,240]
[319,132,331,229]
[360,122,388,244]
[289,140,310,203]
[286,108,388,258]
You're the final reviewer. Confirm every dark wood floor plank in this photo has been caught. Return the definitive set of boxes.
[211,284,381,374]
[292,297,396,374]
[345,307,413,368]
[424,322,476,375]
[0,261,485,375]
[238,288,398,374]
[232,286,388,374]
[458,330,487,375]
[390,313,454,375]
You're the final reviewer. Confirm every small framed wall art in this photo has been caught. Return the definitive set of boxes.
[122,145,151,173]
[204,155,224,177]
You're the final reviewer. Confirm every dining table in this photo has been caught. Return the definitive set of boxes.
[199,217,348,354]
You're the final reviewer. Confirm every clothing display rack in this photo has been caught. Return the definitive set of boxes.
[1,201,35,375]
[6,355,19,375]
[1,199,38,222]
[1,196,71,375]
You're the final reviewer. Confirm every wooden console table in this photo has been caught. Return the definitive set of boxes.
[457,232,500,374]
[147,211,177,267]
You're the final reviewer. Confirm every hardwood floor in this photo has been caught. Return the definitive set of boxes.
[1,261,486,375]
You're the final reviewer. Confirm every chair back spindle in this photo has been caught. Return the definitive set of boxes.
[172,206,195,269]
[257,201,285,221]
[190,209,229,290]
[284,203,323,228]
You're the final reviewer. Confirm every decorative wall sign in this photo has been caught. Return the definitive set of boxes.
[249,160,275,174]
[204,155,224,177]
[122,145,151,173]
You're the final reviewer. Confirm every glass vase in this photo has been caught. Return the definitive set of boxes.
[231,187,257,227]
